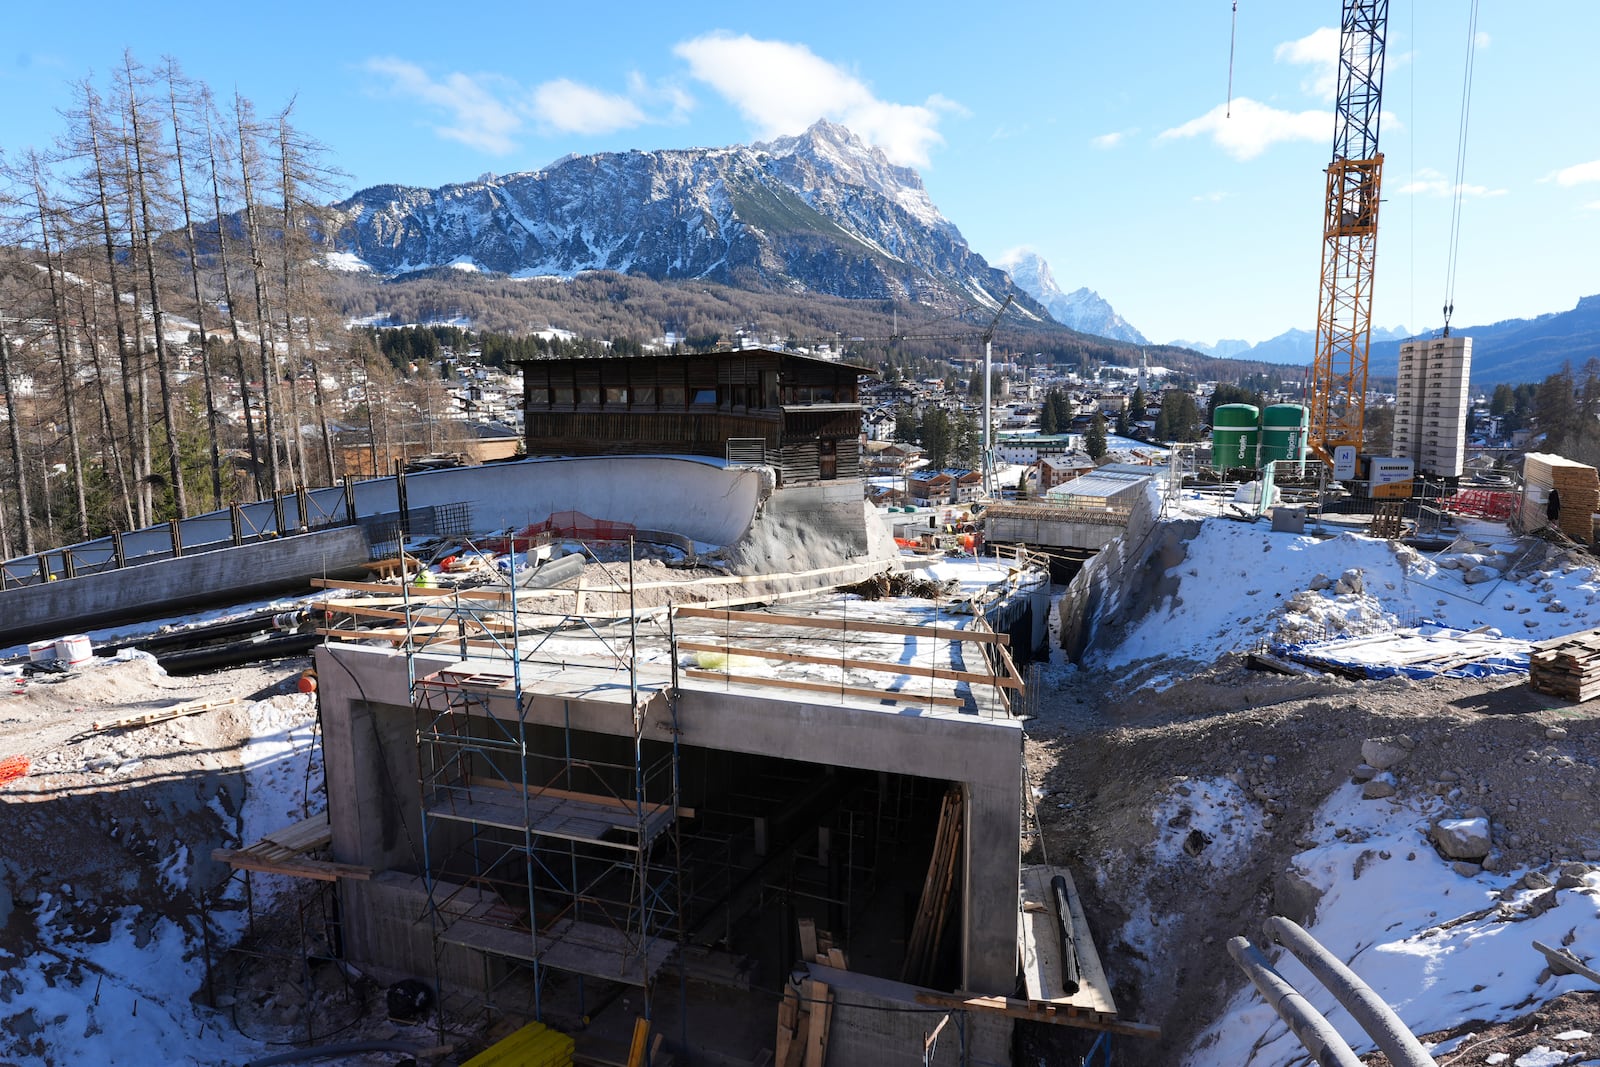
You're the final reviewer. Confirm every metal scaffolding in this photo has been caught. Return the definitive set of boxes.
[394,539,687,1031]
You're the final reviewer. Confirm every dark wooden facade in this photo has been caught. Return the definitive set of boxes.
[516,349,872,486]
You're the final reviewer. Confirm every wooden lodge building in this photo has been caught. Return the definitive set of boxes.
[515,348,873,487]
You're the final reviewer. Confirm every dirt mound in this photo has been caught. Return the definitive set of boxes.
[1025,656,1600,1065]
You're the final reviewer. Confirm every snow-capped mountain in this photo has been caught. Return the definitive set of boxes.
[1174,324,1411,364]
[326,120,1041,315]
[994,249,1147,344]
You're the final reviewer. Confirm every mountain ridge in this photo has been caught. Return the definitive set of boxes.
[326,119,1050,322]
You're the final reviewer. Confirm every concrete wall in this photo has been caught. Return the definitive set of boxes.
[318,643,1024,998]
[0,526,371,646]
[1056,484,1168,662]
[355,455,771,548]
[807,966,1013,1066]
[3,456,772,585]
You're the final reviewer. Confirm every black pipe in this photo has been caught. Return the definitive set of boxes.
[156,632,320,676]
[98,607,311,656]
[1050,874,1081,996]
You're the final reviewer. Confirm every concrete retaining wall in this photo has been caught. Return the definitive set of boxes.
[0,525,372,647]
[1056,485,1171,662]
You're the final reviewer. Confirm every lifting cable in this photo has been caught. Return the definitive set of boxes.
[1226,1,1239,118]
[1441,0,1482,336]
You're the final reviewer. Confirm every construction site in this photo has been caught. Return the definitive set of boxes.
[3,3,1600,1065]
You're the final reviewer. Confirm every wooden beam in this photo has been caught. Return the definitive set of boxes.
[677,639,1018,689]
[674,605,1010,646]
[911,990,1161,1038]
[210,849,372,882]
[682,668,966,708]
[92,697,239,732]
[465,774,694,819]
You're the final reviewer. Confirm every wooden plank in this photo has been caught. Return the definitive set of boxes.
[264,813,333,853]
[625,1017,650,1067]
[798,918,818,961]
[92,697,239,732]
[210,848,372,882]
[465,774,694,819]
[677,639,1018,689]
[674,605,1010,645]
[803,980,831,1067]
[683,668,966,708]
[912,990,1161,1038]
[1533,939,1600,986]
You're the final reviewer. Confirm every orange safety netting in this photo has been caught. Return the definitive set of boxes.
[480,511,639,555]
[1441,489,1517,520]
[0,756,29,788]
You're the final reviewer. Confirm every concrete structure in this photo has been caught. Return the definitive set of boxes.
[311,569,1042,1061]
[1394,336,1473,478]
[984,472,1156,577]
[2,456,898,645]
[0,526,372,647]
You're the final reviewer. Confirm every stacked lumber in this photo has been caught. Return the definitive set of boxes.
[773,922,847,1067]
[1522,453,1600,543]
[901,787,964,986]
[774,982,823,1067]
[1529,629,1600,701]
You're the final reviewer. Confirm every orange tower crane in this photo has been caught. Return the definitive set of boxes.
[1308,0,1389,469]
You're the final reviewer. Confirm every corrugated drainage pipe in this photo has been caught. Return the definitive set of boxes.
[1226,936,1364,1067]
[1265,916,1440,1067]
[245,1041,425,1066]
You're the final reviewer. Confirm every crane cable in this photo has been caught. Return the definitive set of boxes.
[1441,0,1482,336]
[1226,2,1239,118]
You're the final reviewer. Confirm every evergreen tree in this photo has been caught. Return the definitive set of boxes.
[1087,414,1108,460]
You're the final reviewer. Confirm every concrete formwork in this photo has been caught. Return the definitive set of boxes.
[316,638,1025,1001]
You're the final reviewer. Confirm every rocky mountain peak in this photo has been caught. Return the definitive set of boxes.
[326,121,1028,316]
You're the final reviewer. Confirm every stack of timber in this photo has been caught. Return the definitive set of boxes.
[1529,628,1600,701]
[1522,453,1600,543]
[774,922,847,1067]
[901,786,963,986]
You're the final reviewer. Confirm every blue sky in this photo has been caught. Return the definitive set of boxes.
[3,1,1596,348]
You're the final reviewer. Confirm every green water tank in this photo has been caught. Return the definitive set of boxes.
[1212,404,1260,471]
[1260,404,1310,468]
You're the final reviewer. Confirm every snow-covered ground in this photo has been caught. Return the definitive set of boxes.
[1095,519,1600,673]
[3,675,323,1065]
[1184,780,1600,1066]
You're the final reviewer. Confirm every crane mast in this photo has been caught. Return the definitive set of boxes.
[1308,0,1389,467]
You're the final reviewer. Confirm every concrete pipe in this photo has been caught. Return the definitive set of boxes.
[1264,916,1439,1067]
[1226,935,1364,1067]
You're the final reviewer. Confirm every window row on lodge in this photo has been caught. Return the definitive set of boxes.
[518,353,859,413]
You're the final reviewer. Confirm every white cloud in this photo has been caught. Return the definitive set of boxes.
[363,58,688,152]
[1275,26,1340,101]
[1476,30,1491,49]
[1158,97,1330,160]
[1548,160,1600,187]
[1192,191,1229,203]
[1093,129,1138,150]
[673,33,957,167]
[531,79,646,135]
[363,57,522,154]
[1395,167,1506,198]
